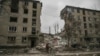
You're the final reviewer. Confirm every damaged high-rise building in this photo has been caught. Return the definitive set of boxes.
[60,6,100,48]
[0,0,42,48]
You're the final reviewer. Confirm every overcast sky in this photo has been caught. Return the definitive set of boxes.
[40,0,100,34]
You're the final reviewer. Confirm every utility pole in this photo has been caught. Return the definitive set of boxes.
[49,26,51,35]
[56,23,59,34]
[54,24,57,34]
[54,23,59,35]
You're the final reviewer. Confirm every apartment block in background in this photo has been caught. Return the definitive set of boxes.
[60,6,100,48]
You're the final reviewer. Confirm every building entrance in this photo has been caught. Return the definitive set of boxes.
[31,38,37,47]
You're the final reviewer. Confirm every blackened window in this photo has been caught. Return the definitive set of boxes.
[83,17,86,22]
[32,19,36,22]
[32,32,36,35]
[32,10,37,17]
[84,23,87,28]
[11,0,19,13]
[83,10,85,15]
[11,7,18,13]
[7,36,16,43]
[23,18,28,23]
[33,2,37,8]
[9,26,17,32]
[22,37,27,43]
[24,9,28,14]
[11,0,19,8]
[10,17,17,22]
[23,27,27,32]
[85,30,88,36]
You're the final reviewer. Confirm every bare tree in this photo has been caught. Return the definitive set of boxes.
[63,10,81,48]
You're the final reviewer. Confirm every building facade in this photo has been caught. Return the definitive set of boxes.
[60,6,100,47]
[0,0,42,48]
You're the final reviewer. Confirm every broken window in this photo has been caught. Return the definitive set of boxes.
[24,8,28,14]
[32,27,36,34]
[9,26,17,32]
[10,17,17,22]
[23,18,28,23]
[83,9,85,15]
[32,10,37,17]
[33,2,37,9]
[11,0,19,8]
[83,16,86,22]
[22,37,27,43]
[7,36,16,43]
[23,27,27,32]
[11,7,18,13]
[32,19,36,26]
[84,23,87,29]
[11,0,19,13]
